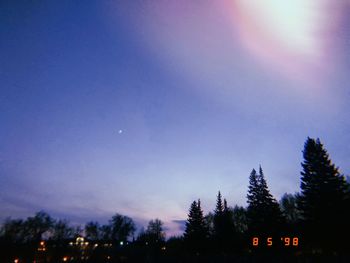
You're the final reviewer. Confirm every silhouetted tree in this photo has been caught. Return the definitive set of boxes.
[247,167,284,235]
[85,221,101,241]
[0,218,25,243]
[0,212,53,262]
[297,137,349,252]
[134,219,166,262]
[73,225,83,238]
[204,212,214,236]
[247,169,259,206]
[184,199,208,252]
[51,219,74,241]
[232,205,248,234]
[110,214,136,242]
[279,193,300,225]
[222,200,238,251]
[213,192,236,252]
[215,191,224,214]
[24,211,53,242]
[100,224,112,241]
[213,191,224,240]
[165,236,185,261]
[145,219,165,244]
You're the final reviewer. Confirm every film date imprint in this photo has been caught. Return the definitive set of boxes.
[252,237,299,247]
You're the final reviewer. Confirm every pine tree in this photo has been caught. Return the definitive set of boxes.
[213,192,224,247]
[213,191,224,240]
[247,166,284,235]
[215,191,224,215]
[298,138,347,220]
[184,199,208,252]
[247,169,259,209]
[213,192,237,252]
[257,166,283,220]
[222,198,237,250]
[297,137,349,251]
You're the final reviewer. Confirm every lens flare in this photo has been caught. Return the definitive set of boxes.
[229,0,343,83]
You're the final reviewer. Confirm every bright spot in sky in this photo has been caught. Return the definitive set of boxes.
[118,130,123,134]
[231,0,335,80]
[238,0,319,55]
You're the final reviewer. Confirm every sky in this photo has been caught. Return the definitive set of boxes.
[1,0,350,236]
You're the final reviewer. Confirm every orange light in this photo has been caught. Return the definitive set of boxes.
[293,237,299,246]
[63,256,68,262]
[267,237,272,246]
[284,237,290,246]
[252,237,259,246]
[14,259,19,263]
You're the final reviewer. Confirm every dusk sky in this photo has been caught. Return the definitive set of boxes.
[1,0,350,236]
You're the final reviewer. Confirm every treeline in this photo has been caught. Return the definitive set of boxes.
[1,137,350,262]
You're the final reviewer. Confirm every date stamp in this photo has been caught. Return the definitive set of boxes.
[252,237,299,247]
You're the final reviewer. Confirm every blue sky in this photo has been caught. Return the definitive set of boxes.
[1,0,350,236]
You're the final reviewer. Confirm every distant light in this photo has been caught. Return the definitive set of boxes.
[14,259,19,263]
[76,237,84,243]
[63,257,68,262]
[118,130,123,134]
[161,246,166,250]
[120,241,124,246]
[40,241,45,246]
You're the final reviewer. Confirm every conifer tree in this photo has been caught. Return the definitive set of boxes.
[247,166,284,235]
[297,137,349,251]
[215,191,224,215]
[257,166,282,220]
[213,192,236,252]
[222,198,237,250]
[184,199,208,252]
[247,169,259,209]
[298,138,347,221]
[213,192,224,248]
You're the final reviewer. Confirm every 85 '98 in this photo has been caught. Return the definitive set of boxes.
[252,237,299,247]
